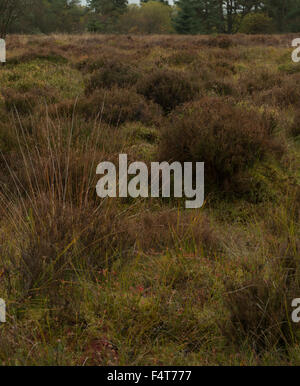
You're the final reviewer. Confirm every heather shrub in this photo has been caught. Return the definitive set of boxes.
[0,117,19,153]
[159,97,284,192]
[205,79,237,96]
[3,89,37,115]
[167,50,198,66]
[75,56,108,73]
[87,88,162,126]
[7,48,68,65]
[2,87,57,115]
[289,109,300,137]
[258,76,300,108]
[85,61,140,94]
[222,272,297,351]
[271,85,300,107]
[207,36,233,49]
[212,60,236,77]
[239,68,282,95]
[58,87,162,126]
[137,69,198,113]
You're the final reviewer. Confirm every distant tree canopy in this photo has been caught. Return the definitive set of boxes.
[3,0,300,34]
[174,0,223,34]
[88,0,128,16]
[239,12,275,34]
[118,1,174,34]
[6,0,87,34]
[87,0,128,32]
[174,0,300,34]
[0,0,31,38]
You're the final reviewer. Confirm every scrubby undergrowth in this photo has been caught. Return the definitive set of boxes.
[0,34,299,366]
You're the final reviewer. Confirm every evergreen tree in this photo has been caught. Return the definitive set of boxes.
[174,0,224,34]
[286,0,300,32]
[87,0,128,32]
[88,0,128,16]
[264,0,300,32]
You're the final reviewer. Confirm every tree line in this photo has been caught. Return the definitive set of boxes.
[1,0,300,37]
[175,0,300,34]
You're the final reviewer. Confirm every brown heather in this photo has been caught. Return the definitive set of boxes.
[159,97,285,193]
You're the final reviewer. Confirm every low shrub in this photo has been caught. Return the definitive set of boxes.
[167,50,198,66]
[75,56,107,73]
[137,69,198,113]
[85,61,140,94]
[207,36,234,49]
[2,87,57,115]
[7,49,68,65]
[239,68,282,95]
[258,76,300,108]
[53,87,163,126]
[222,273,297,351]
[205,79,237,96]
[159,97,285,192]
[289,109,300,138]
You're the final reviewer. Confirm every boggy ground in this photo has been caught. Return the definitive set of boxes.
[0,33,299,365]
